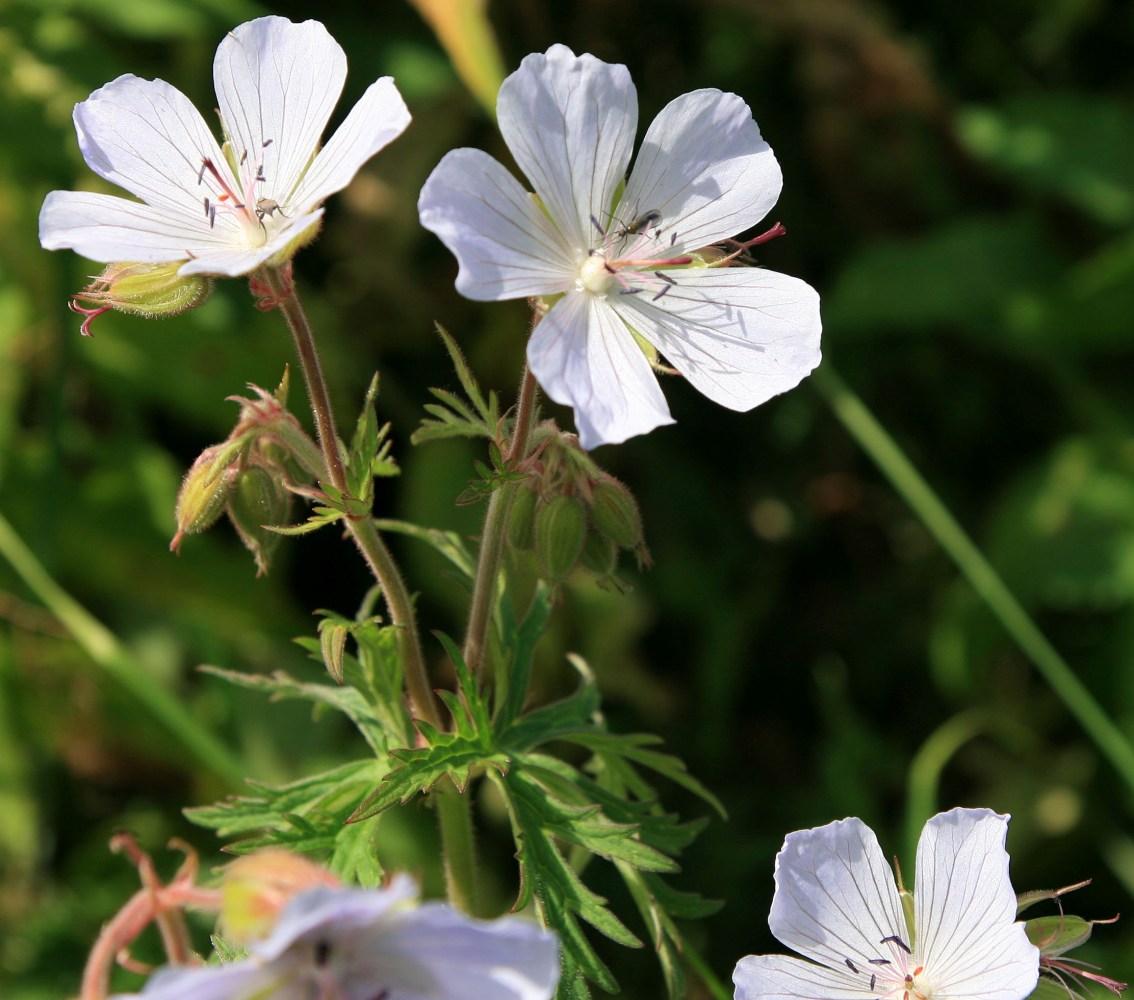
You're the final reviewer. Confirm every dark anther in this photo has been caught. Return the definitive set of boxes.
[870,973,877,991]
[314,939,331,967]
[203,196,210,218]
[670,232,677,246]
[869,958,891,966]
[263,138,273,148]
[880,935,912,954]
[657,272,677,285]
[590,214,607,237]
[197,160,208,184]
[240,149,248,165]
[651,284,672,302]
[845,958,859,974]
[619,288,644,295]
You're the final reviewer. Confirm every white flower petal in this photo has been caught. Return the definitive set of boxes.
[614,268,821,412]
[497,44,637,249]
[213,17,346,206]
[621,89,782,251]
[73,74,231,220]
[528,292,674,449]
[289,77,410,211]
[419,148,575,301]
[110,961,283,999]
[733,954,872,1000]
[914,809,1039,1000]
[255,876,419,961]
[357,907,560,1000]
[39,190,231,263]
[768,817,907,973]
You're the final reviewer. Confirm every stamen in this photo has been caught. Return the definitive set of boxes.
[262,138,273,148]
[651,284,671,302]
[869,958,891,965]
[845,958,859,974]
[619,288,644,295]
[590,214,607,237]
[881,935,912,954]
[870,974,876,991]
[202,196,210,218]
[196,161,207,185]
[240,149,248,166]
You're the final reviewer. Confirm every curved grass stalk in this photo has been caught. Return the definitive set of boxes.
[813,363,1134,795]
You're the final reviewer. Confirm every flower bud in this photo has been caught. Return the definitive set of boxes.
[580,529,617,578]
[220,849,340,945]
[171,445,239,552]
[507,485,539,551]
[71,262,211,335]
[588,475,644,550]
[534,494,587,582]
[226,462,292,576]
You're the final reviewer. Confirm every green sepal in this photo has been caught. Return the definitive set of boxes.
[1025,914,1095,956]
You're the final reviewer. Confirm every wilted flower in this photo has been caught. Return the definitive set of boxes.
[419,44,821,449]
[732,807,1039,1000]
[40,17,410,277]
[111,875,560,1000]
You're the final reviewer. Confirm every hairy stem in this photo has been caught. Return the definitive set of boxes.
[260,265,440,729]
[462,364,540,677]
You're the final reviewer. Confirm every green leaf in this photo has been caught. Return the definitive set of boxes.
[495,582,553,729]
[200,666,389,756]
[372,518,476,581]
[186,760,385,858]
[348,731,509,822]
[412,324,500,445]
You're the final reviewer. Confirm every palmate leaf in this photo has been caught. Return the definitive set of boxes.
[412,323,500,445]
[201,665,389,756]
[186,759,386,884]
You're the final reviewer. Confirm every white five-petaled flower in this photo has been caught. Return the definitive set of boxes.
[418,44,822,449]
[39,16,410,277]
[110,874,560,1000]
[732,808,1040,1000]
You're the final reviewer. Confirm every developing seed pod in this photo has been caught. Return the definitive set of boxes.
[507,485,539,551]
[588,475,644,550]
[534,493,588,582]
[580,529,618,578]
[171,444,238,552]
[226,463,292,576]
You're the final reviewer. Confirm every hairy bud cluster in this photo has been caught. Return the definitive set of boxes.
[171,374,317,575]
[507,423,650,587]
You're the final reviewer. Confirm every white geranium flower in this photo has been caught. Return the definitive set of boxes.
[39,16,410,277]
[418,44,821,449]
[732,808,1040,1000]
[111,875,560,1000]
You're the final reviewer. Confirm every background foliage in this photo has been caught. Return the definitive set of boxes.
[2,0,1133,996]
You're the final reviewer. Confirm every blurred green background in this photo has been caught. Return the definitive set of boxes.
[3,0,1134,996]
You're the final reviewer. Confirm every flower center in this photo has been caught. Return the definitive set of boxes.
[196,139,282,246]
[577,254,614,295]
[845,935,933,1000]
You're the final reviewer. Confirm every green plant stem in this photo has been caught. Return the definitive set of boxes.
[682,937,731,1000]
[813,362,1134,794]
[461,364,539,677]
[435,782,482,916]
[0,512,245,788]
[260,266,441,731]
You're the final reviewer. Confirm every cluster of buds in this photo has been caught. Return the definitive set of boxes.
[507,423,650,587]
[69,262,212,337]
[171,373,322,575]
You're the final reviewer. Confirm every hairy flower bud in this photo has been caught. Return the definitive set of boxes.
[588,475,644,550]
[580,529,618,578]
[226,462,292,576]
[171,444,239,552]
[508,485,539,551]
[534,493,587,582]
[220,849,340,946]
[70,262,212,335]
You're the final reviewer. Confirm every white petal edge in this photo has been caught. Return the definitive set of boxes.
[213,17,346,207]
[914,808,1039,1000]
[40,190,234,263]
[176,208,325,277]
[418,148,576,301]
[768,817,907,973]
[361,907,560,1000]
[497,44,637,250]
[620,89,782,252]
[733,954,875,1000]
[255,877,420,961]
[289,77,411,212]
[73,74,232,221]
[109,961,281,999]
[614,268,821,412]
[527,291,674,450]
